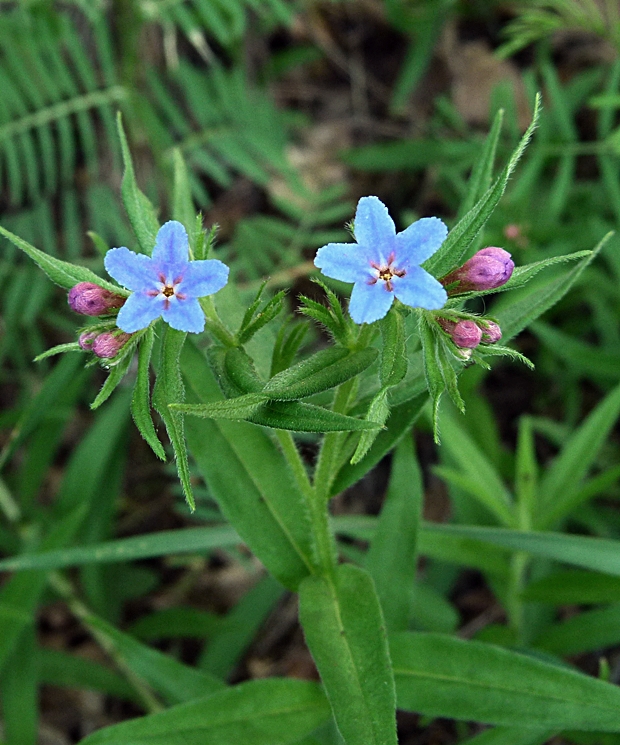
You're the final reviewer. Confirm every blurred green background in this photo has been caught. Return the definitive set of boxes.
[3,1,620,743]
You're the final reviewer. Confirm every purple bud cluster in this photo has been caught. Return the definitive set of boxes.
[441,247,514,294]
[438,318,502,350]
[78,329,132,358]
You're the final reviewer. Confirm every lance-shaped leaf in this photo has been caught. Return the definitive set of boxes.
[181,342,315,589]
[299,563,397,745]
[130,326,166,460]
[379,310,407,388]
[426,93,541,278]
[392,631,620,731]
[153,327,194,510]
[117,112,159,255]
[0,225,129,294]
[172,148,196,251]
[262,347,377,400]
[80,679,331,745]
[173,397,382,433]
[496,232,612,342]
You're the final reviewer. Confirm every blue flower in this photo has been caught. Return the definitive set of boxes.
[314,196,448,324]
[104,221,229,334]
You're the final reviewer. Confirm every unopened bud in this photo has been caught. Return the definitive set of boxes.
[68,282,125,316]
[441,247,514,294]
[78,331,98,350]
[480,320,502,344]
[92,331,131,359]
[438,319,482,349]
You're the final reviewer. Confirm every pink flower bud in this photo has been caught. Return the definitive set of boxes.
[441,247,514,294]
[92,331,131,359]
[438,319,482,349]
[480,320,502,344]
[68,282,125,316]
[78,331,98,350]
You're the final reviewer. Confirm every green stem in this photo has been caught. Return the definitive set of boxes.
[275,430,313,500]
[313,379,357,503]
[199,297,236,347]
[275,429,336,579]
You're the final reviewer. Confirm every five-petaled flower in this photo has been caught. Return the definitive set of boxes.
[314,196,448,324]
[104,221,229,333]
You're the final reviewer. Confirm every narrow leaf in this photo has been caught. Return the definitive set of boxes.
[366,437,422,632]
[393,631,620,731]
[80,678,330,745]
[153,327,194,510]
[116,112,159,254]
[299,563,397,745]
[131,326,166,460]
[0,224,127,293]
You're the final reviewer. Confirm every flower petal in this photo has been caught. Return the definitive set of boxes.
[151,221,189,274]
[116,292,164,332]
[162,297,205,333]
[104,247,156,291]
[314,243,375,284]
[349,280,394,324]
[181,259,229,297]
[392,266,447,310]
[395,216,448,267]
[353,196,396,264]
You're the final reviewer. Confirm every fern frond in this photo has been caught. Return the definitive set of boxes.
[0,11,124,205]
[141,0,293,51]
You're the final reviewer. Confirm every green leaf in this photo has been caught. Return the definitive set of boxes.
[438,405,514,527]
[429,524,620,577]
[131,326,166,460]
[153,327,194,510]
[263,348,377,401]
[85,613,224,706]
[39,647,137,701]
[532,322,620,380]
[174,397,381,433]
[34,341,82,361]
[350,388,390,464]
[535,605,620,657]
[0,526,240,573]
[419,314,445,439]
[523,570,620,605]
[91,348,135,410]
[333,516,510,576]
[0,223,128,293]
[379,310,407,387]
[331,395,426,495]
[79,678,331,745]
[458,107,504,217]
[365,437,421,632]
[172,148,196,249]
[299,563,397,745]
[116,112,159,255]
[247,400,382,433]
[537,381,620,528]
[181,342,315,589]
[0,625,37,745]
[496,233,612,342]
[426,93,541,278]
[392,631,620,730]
[198,575,284,679]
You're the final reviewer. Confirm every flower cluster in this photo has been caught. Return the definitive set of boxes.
[314,196,448,324]
[104,221,229,334]
[67,221,230,357]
